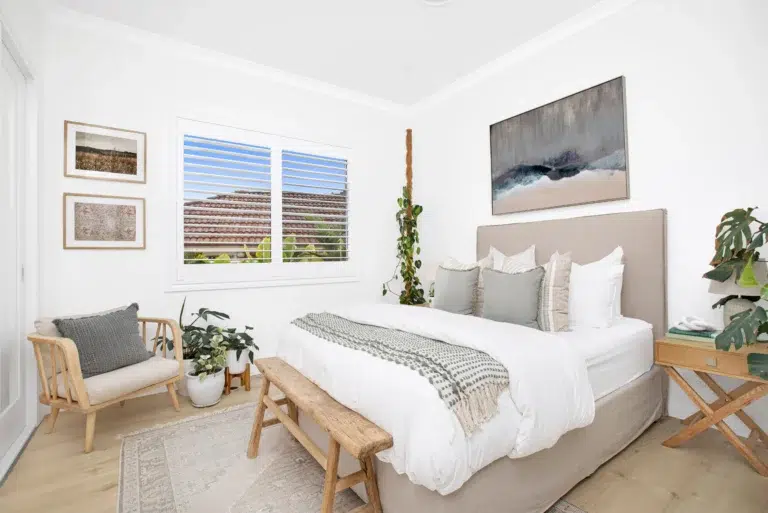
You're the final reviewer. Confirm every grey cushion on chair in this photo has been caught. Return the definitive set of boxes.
[35,305,128,338]
[53,303,151,378]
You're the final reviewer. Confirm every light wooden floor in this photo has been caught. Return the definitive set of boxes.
[1,382,767,513]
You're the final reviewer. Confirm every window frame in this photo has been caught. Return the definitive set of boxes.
[172,118,357,291]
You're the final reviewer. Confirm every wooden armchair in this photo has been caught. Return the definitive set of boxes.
[27,317,184,453]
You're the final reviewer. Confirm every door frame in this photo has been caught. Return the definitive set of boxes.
[0,14,40,481]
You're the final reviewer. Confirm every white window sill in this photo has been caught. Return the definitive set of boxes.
[166,275,359,293]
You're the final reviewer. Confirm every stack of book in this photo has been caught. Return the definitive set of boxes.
[666,327,720,343]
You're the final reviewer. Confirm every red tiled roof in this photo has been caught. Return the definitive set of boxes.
[183,190,347,249]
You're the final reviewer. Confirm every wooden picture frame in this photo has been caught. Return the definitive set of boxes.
[64,121,147,183]
[63,193,146,250]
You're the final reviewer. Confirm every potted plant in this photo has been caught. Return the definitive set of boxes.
[185,343,227,407]
[703,207,768,379]
[222,326,258,374]
[163,298,233,396]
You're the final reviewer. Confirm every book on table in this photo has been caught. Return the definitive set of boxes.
[666,327,720,343]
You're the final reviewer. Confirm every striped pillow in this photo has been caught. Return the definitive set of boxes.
[491,245,537,273]
[539,252,573,332]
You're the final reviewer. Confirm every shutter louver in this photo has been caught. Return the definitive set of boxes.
[282,150,348,262]
[183,135,272,264]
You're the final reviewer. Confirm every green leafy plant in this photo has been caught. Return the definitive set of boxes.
[703,207,768,378]
[382,129,426,305]
[164,298,257,361]
[222,325,258,364]
[190,343,227,382]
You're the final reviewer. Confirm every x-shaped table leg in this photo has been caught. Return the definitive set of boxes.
[663,367,768,477]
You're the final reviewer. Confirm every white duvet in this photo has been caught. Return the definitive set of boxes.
[275,304,595,495]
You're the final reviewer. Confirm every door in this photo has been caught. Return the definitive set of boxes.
[0,38,27,461]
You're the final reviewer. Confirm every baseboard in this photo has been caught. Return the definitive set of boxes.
[0,422,38,486]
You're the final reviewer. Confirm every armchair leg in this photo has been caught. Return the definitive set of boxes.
[84,412,97,453]
[167,383,181,412]
[47,407,60,434]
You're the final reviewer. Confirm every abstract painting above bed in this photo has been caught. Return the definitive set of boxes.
[490,77,629,214]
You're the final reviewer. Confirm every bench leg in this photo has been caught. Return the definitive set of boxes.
[362,455,383,513]
[288,399,299,424]
[321,437,341,513]
[247,377,271,458]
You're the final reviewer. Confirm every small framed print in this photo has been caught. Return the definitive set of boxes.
[63,193,146,249]
[64,121,146,183]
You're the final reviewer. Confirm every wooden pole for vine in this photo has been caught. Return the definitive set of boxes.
[404,129,413,298]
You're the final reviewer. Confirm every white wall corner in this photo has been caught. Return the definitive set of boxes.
[409,0,640,113]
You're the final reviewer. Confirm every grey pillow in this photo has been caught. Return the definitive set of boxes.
[481,267,545,329]
[433,266,480,315]
[53,303,151,378]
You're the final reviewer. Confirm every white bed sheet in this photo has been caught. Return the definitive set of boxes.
[556,317,655,400]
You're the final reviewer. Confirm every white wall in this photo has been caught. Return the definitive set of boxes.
[39,10,405,358]
[411,0,768,433]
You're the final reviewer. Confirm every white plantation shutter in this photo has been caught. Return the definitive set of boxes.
[182,135,272,263]
[281,150,348,262]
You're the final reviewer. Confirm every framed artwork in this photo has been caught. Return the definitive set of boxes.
[63,193,146,249]
[64,121,146,183]
[490,76,629,215]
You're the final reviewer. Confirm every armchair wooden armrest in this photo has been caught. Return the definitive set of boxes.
[138,317,184,380]
[27,333,90,409]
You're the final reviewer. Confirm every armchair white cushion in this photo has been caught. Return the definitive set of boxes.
[50,356,180,405]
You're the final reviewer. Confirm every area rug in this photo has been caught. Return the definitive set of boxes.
[118,402,586,513]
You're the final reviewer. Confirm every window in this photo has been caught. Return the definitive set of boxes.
[281,150,348,263]
[176,119,352,288]
[183,135,272,264]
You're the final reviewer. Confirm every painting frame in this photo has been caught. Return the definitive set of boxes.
[489,76,630,215]
[63,193,146,250]
[64,120,147,184]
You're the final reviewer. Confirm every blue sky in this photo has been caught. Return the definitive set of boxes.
[183,135,347,201]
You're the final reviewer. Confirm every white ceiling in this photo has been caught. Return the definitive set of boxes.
[52,0,603,105]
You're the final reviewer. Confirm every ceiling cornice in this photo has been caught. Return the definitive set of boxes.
[409,0,639,112]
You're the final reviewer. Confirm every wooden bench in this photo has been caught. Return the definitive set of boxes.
[247,358,393,513]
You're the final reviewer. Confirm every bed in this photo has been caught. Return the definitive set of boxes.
[278,209,668,513]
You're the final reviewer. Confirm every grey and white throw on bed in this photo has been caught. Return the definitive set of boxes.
[292,312,510,434]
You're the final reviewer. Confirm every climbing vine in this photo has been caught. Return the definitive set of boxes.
[382,129,426,305]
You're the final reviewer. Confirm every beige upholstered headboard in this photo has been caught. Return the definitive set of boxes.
[477,209,668,339]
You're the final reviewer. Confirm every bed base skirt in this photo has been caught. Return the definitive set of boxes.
[300,365,664,513]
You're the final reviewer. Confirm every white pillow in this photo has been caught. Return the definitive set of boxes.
[568,247,625,329]
[491,245,536,273]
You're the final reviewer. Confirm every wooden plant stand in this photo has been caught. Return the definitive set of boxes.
[655,338,768,476]
[225,363,251,395]
[247,358,393,513]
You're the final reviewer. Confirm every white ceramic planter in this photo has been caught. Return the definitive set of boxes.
[226,349,249,374]
[186,369,225,408]
[177,359,195,397]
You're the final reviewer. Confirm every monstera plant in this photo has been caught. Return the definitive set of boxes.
[703,207,768,379]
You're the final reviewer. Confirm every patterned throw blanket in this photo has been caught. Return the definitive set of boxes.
[292,312,510,435]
